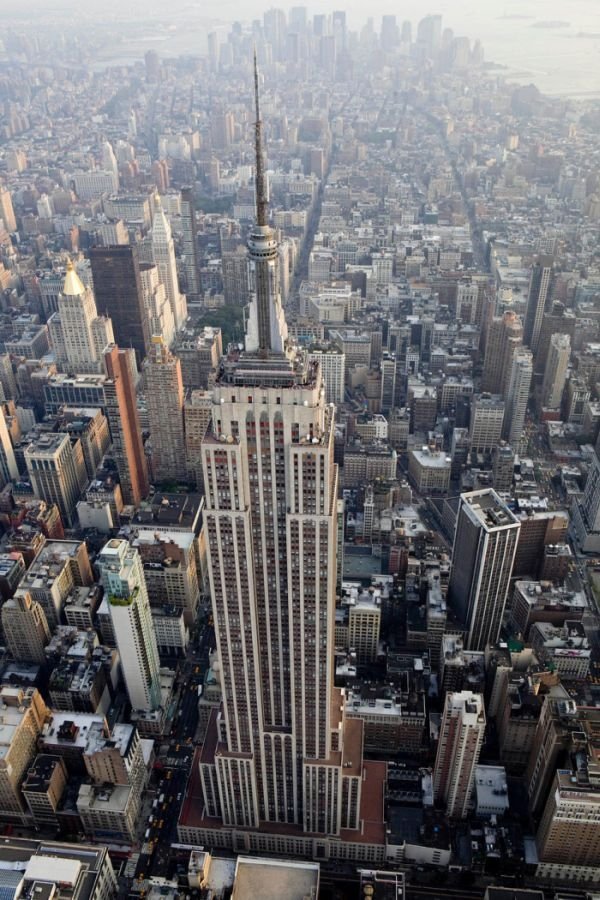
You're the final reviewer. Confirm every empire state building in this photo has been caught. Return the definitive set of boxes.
[186,59,386,855]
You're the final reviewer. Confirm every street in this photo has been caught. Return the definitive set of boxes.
[129,619,214,894]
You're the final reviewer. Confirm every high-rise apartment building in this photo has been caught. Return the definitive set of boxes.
[195,60,371,844]
[449,490,520,650]
[104,345,149,506]
[145,336,187,483]
[503,348,532,449]
[523,256,553,353]
[49,260,114,375]
[541,333,570,410]
[1,592,51,663]
[98,539,161,712]
[89,245,149,365]
[433,691,485,819]
[151,196,187,331]
[180,188,200,299]
[25,433,87,526]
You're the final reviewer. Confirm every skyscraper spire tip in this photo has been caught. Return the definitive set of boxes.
[253,51,268,228]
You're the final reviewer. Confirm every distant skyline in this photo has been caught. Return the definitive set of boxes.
[2,0,599,96]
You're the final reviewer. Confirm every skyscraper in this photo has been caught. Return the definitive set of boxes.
[101,141,119,192]
[145,336,187,483]
[535,302,576,374]
[1,592,51,664]
[0,187,17,233]
[381,15,399,51]
[535,719,600,867]
[144,49,161,82]
[196,57,369,842]
[523,256,553,353]
[502,348,532,450]
[90,245,150,366]
[184,389,212,489]
[139,262,175,349]
[0,403,18,487]
[417,14,442,55]
[448,489,520,650]
[49,260,114,374]
[541,333,570,410]
[25,433,87,527]
[151,196,187,332]
[98,539,161,712]
[180,188,200,300]
[104,345,149,506]
[433,691,485,819]
[481,311,523,396]
[469,394,505,454]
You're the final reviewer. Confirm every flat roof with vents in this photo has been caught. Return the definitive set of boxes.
[24,856,81,887]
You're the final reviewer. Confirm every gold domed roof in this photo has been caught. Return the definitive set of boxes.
[63,259,86,296]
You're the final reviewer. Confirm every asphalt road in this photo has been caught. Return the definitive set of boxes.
[130,621,215,892]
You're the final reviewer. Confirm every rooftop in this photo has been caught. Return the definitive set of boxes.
[232,857,319,900]
[411,447,451,468]
[462,489,519,530]
[475,765,509,812]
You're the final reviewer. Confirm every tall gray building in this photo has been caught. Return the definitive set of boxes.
[449,489,520,650]
[523,255,553,353]
[180,188,200,299]
[503,348,532,450]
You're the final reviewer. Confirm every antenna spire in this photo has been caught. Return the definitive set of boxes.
[253,49,268,227]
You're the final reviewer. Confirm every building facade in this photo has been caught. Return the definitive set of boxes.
[448,490,520,650]
[433,691,485,819]
[98,539,161,712]
[104,345,149,506]
[90,245,150,365]
[145,336,187,483]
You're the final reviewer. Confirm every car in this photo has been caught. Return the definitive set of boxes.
[177,792,182,801]
[158,820,164,828]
